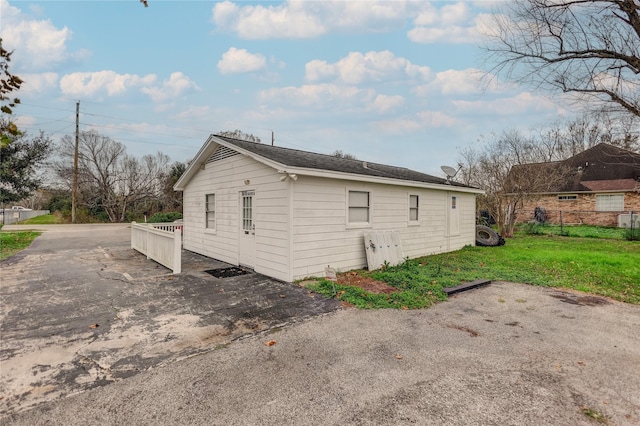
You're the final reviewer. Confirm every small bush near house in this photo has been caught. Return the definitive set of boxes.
[148,212,183,223]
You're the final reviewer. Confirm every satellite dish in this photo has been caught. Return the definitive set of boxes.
[441,165,458,179]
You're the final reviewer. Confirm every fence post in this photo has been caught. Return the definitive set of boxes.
[172,227,182,274]
[559,210,563,235]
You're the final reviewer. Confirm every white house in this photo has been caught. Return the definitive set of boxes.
[174,135,483,282]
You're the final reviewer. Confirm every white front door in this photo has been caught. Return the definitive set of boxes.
[238,190,256,268]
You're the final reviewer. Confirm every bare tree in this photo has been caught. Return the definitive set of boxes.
[536,110,639,159]
[217,129,261,143]
[459,130,571,237]
[483,0,640,118]
[332,150,358,160]
[54,131,169,222]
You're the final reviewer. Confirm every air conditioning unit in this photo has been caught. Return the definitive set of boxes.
[618,213,639,228]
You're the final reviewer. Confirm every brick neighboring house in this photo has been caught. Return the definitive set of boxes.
[515,143,640,226]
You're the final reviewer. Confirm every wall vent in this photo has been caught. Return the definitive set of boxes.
[207,146,239,163]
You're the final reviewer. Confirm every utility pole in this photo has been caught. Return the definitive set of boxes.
[271,131,274,146]
[72,101,79,223]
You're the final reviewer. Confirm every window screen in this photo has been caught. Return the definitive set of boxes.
[348,191,370,223]
[409,195,419,221]
[206,194,215,229]
[595,194,624,211]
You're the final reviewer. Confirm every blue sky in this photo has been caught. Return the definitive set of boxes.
[2,0,572,176]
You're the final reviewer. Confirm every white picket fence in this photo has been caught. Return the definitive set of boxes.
[130,222,182,274]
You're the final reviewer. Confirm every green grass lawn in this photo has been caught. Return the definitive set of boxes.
[307,235,640,308]
[0,231,41,260]
[18,214,62,225]
[516,223,637,240]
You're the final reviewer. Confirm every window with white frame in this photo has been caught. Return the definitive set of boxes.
[595,194,624,211]
[409,194,419,221]
[348,190,370,224]
[206,194,216,229]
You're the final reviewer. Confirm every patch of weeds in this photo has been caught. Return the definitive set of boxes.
[521,222,545,235]
[622,226,640,241]
[0,231,41,260]
[581,407,608,424]
[306,278,443,309]
[515,299,526,303]
[214,343,229,350]
[498,297,506,303]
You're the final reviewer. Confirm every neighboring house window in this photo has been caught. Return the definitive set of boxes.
[596,194,624,211]
[451,196,457,209]
[348,190,370,224]
[409,194,419,221]
[206,194,215,229]
[558,195,578,201]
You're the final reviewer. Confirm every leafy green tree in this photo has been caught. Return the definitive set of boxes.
[1,38,23,149]
[0,132,52,204]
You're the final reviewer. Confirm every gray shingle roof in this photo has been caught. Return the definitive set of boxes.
[216,135,472,188]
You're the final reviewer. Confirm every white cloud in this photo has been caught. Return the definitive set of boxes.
[416,110,459,127]
[258,83,374,108]
[369,95,404,114]
[375,110,459,134]
[212,1,325,39]
[0,0,86,71]
[20,72,58,94]
[59,71,154,97]
[409,2,485,44]
[217,48,267,74]
[141,72,200,102]
[305,51,430,85]
[212,0,415,39]
[176,105,213,121]
[452,92,559,115]
[376,117,422,133]
[59,71,197,101]
[413,68,490,96]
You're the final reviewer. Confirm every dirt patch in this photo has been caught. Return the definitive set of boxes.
[336,272,398,294]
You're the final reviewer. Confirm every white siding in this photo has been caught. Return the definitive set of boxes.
[183,155,476,283]
[182,155,290,281]
[290,176,476,280]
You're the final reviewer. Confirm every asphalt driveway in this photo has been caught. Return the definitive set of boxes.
[2,225,639,425]
[0,224,340,415]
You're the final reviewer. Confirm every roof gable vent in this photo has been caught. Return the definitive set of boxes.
[207,146,239,163]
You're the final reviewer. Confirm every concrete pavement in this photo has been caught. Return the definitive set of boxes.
[4,281,640,425]
[0,224,339,416]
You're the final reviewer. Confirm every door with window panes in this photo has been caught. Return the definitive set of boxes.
[238,190,256,268]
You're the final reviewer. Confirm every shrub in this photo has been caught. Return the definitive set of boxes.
[148,212,183,223]
[623,226,640,241]
[521,222,545,235]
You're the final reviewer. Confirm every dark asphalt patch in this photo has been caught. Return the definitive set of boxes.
[550,293,610,306]
[204,267,251,278]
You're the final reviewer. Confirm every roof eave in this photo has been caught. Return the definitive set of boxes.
[280,166,485,194]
